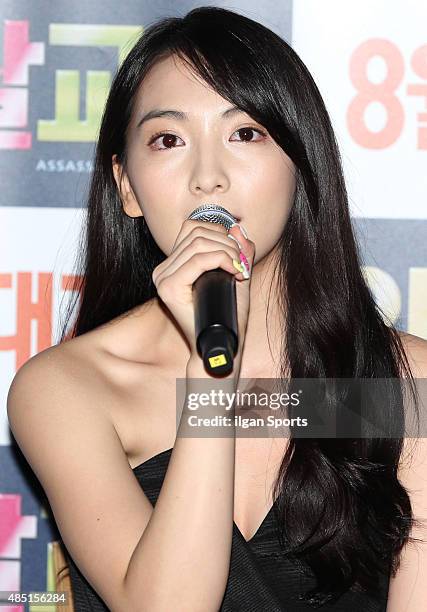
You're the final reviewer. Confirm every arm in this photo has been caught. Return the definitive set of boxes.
[386,333,427,611]
[7,347,238,612]
[123,355,238,611]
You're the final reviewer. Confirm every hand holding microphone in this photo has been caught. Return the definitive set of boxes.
[188,205,251,376]
[151,205,254,377]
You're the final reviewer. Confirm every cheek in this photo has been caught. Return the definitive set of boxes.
[132,163,172,206]
[142,204,178,255]
[127,166,179,255]
[266,159,296,200]
[249,164,295,260]
[142,210,179,256]
[251,160,295,224]
[269,165,296,226]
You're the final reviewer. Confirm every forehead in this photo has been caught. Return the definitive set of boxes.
[134,54,229,113]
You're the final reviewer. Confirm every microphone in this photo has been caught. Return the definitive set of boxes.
[187,204,239,376]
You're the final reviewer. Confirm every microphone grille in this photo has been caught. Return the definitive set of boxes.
[187,204,237,231]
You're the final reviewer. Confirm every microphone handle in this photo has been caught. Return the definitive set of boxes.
[193,268,238,376]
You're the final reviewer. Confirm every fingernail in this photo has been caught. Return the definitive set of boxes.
[227,233,242,250]
[239,251,250,269]
[239,252,250,279]
[230,222,249,239]
[232,259,244,273]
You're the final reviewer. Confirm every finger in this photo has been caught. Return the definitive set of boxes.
[153,222,232,283]
[156,227,241,280]
[174,226,240,261]
[155,237,241,286]
[227,224,255,281]
[171,218,228,253]
[155,250,243,305]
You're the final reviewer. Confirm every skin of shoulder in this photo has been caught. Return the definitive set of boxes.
[6,341,159,610]
[398,331,427,377]
[387,331,427,611]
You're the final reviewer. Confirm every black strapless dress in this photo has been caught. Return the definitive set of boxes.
[66,447,390,611]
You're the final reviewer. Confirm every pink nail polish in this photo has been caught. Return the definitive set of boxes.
[239,251,250,278]
[239,251,249,269]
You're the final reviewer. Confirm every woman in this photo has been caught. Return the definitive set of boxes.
[7,6,427,611]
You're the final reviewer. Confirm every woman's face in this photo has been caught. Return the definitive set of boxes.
[113,54,296,263]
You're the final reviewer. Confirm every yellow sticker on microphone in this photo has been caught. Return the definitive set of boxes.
[208,354,227,367]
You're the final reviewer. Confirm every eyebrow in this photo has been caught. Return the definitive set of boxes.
[136,105,245,128]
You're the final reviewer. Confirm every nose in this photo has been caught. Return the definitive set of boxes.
[188,144,230,196]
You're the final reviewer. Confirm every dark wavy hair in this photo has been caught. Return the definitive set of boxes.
[59,6,422,607]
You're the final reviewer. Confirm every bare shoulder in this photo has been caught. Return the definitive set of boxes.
[6,322,136,478]
[395,330,427,463]
[7,339,94,421]
[5,305,174,609]
[387,333,427,611]
[8,296,174,405]
[397,330,427,378]
[8,298,187,468]
[394,331,427,464]
[7,331,119,427]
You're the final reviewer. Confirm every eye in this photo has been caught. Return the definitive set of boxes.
[147,132,185,150]
[147,125,267,151]
[230,127,267,142]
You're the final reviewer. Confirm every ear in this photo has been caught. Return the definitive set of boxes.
[112,155,143,218]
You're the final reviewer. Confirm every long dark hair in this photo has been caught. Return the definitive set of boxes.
[59,6,422,606]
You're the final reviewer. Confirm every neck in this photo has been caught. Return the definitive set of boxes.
[238,250,285,380]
